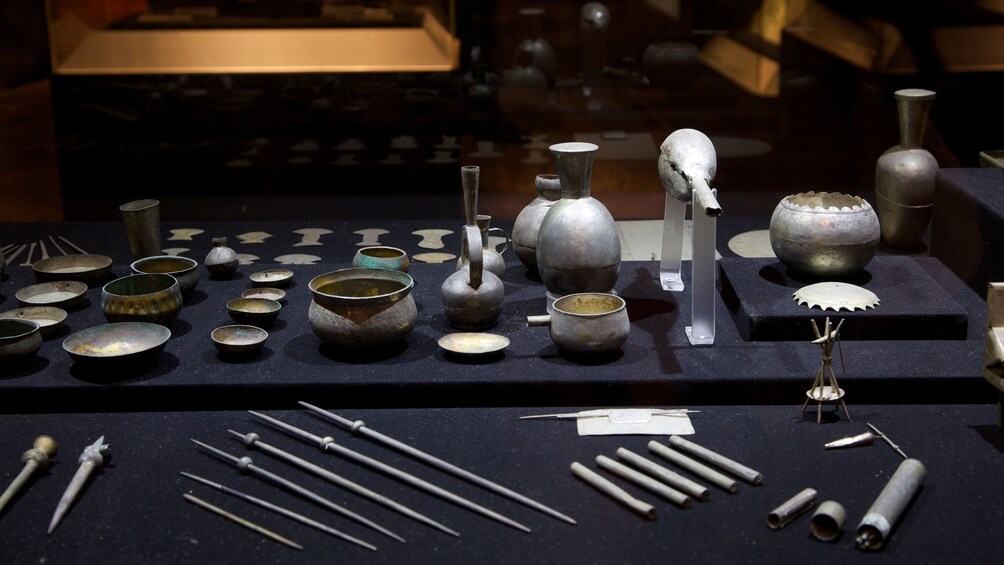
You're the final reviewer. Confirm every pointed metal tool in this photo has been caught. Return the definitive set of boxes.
[58,236,88,255]
[180,472,376,551]
[48,236,68,256]
[298,401,576,526]
[0,436,58,515]
[183,493,303,550]
[48,436,109,534]
[228,430,459,537]
[191,439,404,543]
[249,411,531,533]
[866,423,908,459]
[824,431,876,450]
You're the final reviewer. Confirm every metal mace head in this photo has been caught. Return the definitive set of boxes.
[658,129,721,216]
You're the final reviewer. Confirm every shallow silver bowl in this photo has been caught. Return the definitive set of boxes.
[32,254,113,286]
[62,322,171,367]
[212,325,268,356]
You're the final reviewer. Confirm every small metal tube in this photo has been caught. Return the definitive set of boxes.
[667,436,763,485]
[570,462,656,520]
[856,458,926,551]
[595,456,691,508]
[810,500,846,541]
[767,488,817,529]
[647,441,738,493]
[615,448,710,501]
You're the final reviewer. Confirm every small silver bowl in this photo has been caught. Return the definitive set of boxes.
[131,255,200,295]
[16,280,88,309]
[0,319,42,361]
[226,298,281,327]
[62,322,171,367]
[250,269,294,288]
[241,287,286,302]
[212,325,268,356]
[0,306,67,338]
[32,254,113,286]
[102,273,183,326]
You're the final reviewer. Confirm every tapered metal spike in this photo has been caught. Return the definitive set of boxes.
[48,436,109,534]
[183,493,303,550]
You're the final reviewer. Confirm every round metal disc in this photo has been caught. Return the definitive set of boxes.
[793,282,879,311]
[438,333,510,356]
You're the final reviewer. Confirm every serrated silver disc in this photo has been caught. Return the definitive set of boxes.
[793,282,880,312]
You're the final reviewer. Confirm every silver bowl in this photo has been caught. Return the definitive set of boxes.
[212,325,268,356]
[102,273,183,325]
[32,254,113,286]
[0,306,67,338]
[62,322,171,367]
[16,280,88,309]
[226,298,281,327]
[769,192,880,278]
[131,255,200,295]
[308,268,416,347]
[241,287,286,302]
[0,319,43,360]
[250,269,294,288]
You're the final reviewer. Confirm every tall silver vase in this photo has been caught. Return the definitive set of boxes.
[536,142,620,296]
[875,88,938,249]
[512,174,561,275]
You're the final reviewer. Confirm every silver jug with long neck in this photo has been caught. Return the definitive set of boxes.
[442,225,504,330]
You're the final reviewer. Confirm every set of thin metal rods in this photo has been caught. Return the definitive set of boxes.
[2,236,88,267]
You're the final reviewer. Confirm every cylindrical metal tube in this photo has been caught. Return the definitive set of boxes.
[768,487,817,529]
[810,500,846,541]
[570,461,656,520]
[667,436,763,485]
[856,458,926,551]
[596,455,691,508]
[616,448,710,501]
[648,441,738,493]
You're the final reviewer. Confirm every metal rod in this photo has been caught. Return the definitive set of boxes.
[570,462,656,520]
[183,493,303,550]
[20,242,36,267]
[228,430,459,537]
[179,472,376,551]
[49,436,109,534]
[38,240,49,260]
[48,236,69,256]
[0,436,58,515]
[866,423,909,459]
[856,458,926,551]
[191,439,404,543]
[519,409,698,420]
[647,441,738,493]
[58,236,88,255]
[5,244,26,264]
[768,487,817,529]
[615,448,709,501]
[667,436,763,485]
[299,401,575,525]
[249,411,531,534]
[595,455,691,508]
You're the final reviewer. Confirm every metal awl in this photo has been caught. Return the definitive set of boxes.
[48,436,109,534]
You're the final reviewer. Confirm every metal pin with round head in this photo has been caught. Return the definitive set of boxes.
[48,436,109,534]
[0,436,58,515]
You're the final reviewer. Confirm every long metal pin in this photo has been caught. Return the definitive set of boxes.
[38,240,49,260]
[866,423,908,459]
[519,409,698,420]
[48,236,69,256]
[58,236,88,255]
[570,462,656,520]
[179,472,376,551]
[647,441,738,493]
[183,493,303,550]
[191,440,404,543]
[0,436,58,515]
[5,244,26,264]
[667,436,764,485]
[228,430,459,537]
[250,411,532,534]
[48,436,109,534]
[20,242,36,267]
[299,401,575,525]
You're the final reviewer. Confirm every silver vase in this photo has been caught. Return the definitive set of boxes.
[875,88,938,249]
[512,174,561,275]
[536,142,620,296]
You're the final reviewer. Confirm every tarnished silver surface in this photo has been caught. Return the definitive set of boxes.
[131,255,199,295]
[300,402,577,526]
[527,292,629,354]
[49,436,109,534]
[226,298,281,328]
[211,325,267,356]
[824,431,875,450]
[183,493,303,551]
[0,319,42,360]
[32,254,112,286]
[0,436,57,515]
[767,487,817,530]
[119,199,161,260]
[537,142,620,295]
[204,236,239,278]
[648,441,737,493]
[308,267,416,347]
[250,268,293,288]
[16,280,88,310]
[571,461,656,520]
[442,226,504,331]
[457,216,508,278]
[658,129,722,215]
[596,455,691,508]
[856,458,926,551]
[793,282,879,312]
[101,273,182,325]
[438,332,510,356]
[811,500,846,541]
[241,287,286,301]
[876,89,938,249]
[616,447,710,501]
[770,192,880,277]
[667,436,763,485]
[353,246,410,273]
[512,174,561,274]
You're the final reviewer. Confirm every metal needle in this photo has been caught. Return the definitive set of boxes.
[191,439,404,543]
[5,244,26,264]
[866,423,909,459]
[48,436,109,534]
[20,242,36,267]
[228,430,459,537]
[0,436,58,515]
[183,493,303,550]
[58,236,88,255]
[48,236,68,256]
[299,401,576,525]
[250,411,531,533]
[179,472,376,551]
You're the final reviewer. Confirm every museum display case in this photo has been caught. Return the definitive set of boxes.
[1,0,1002,562]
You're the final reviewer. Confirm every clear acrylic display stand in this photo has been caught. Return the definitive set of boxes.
[686,188,717,345]
[659,194,686,291]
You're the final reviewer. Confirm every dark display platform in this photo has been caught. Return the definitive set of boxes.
[719,256,969,341]
[0,405,1001,564]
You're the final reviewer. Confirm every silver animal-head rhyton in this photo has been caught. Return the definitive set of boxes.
[658,129,722,216]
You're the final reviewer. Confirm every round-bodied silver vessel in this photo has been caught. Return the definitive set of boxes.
[0,319,42,360]
[512,174,561,274]
[308,268,416,347]
[769,192,880,277]
[530,292,629,354]
[101,273,183,325]
[131,255,200,295]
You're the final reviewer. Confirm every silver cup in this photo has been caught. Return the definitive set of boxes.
[119,199,161,259]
